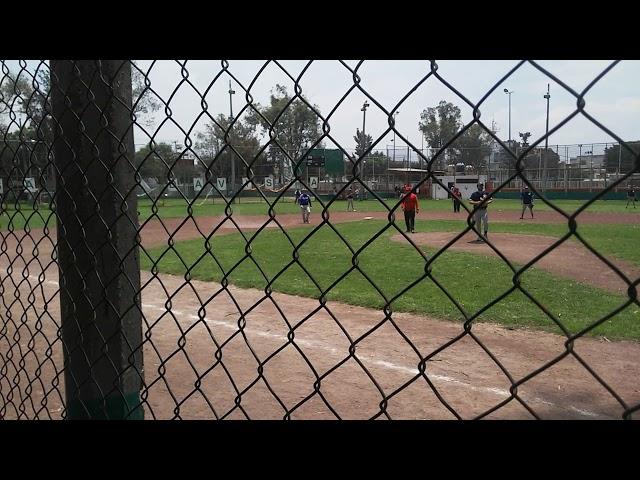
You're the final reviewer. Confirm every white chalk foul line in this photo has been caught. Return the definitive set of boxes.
[21,272,606,419]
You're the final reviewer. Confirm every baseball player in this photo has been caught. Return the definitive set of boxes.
[400,185,420,233]
[520,185,535,219]
[346,188,356,212]
[451,185,462,213]
[626,185,636,209]
[298,190,312,223]
[469,183,492,242]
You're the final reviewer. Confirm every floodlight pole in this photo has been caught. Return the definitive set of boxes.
[228,80,236,198]
[543,84,550,191]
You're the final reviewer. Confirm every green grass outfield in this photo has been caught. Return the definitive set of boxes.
[140,220,640,341]
[2,197,639,231]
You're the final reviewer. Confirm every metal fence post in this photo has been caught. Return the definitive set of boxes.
[50,60,144,419]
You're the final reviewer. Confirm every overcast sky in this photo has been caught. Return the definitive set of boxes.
[5,60,639,156]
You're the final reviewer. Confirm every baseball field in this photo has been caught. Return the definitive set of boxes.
[1,195,639,419]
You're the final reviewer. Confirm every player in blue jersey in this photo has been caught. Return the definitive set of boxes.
[298,191,312,223]
[520,185,535,219]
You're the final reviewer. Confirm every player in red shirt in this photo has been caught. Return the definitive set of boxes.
[400,185,420,233]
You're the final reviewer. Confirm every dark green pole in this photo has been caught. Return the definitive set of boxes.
[51,60,144,419]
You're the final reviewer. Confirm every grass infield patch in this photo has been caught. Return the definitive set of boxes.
[141,220,640,341]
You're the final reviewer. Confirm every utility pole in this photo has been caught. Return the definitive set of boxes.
[392,110,399,168]
[617,142,623,179]
[543,84,551,192]
[504,89,513,145]
[578,143,583,190]
[421,132,425,172]
[361,101,370,181]
[228,80,236,198]
[489,119,497,186]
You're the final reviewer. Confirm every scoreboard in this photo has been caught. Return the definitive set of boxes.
[306,156,325,167]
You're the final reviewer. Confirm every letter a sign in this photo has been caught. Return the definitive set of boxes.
[24,177,37,192]
[193,178,204,190]
[309,177,319,189]
[216,178,227,191]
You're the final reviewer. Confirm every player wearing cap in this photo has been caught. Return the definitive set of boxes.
[298,191,312,223]
[400,185,420,233]
[346,187,356,211]
[469,183,492,242]
[520,185,535,219]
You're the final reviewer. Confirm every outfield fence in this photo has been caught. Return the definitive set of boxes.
[0,60,639,419]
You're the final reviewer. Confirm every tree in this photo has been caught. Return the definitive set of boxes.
[455,124,492,171]
[492,142,562,183]
[0,71,32,129]
[501,140,540,174]
[0,63,163,199]
[196,113,265,182]
[246,84,323,184]
[540,148,561,180]
[2,62,160,143]
[494,140,520,176]
[360,150,388,178]
[133,142,176,181]
[419,100,493,170]
[604,142,640,173]
[354,128,373,158]
[1,69,46,145]
[419,100,462,150]
[0,67,52,198]
[131,61,162,127]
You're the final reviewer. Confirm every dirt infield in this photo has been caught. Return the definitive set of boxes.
[2,255,639,419]
[1,213,639,419]
[390,231,639,295]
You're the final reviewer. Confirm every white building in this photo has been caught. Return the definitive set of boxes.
[431,174,488,200]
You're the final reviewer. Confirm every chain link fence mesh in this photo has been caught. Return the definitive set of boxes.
[0,59,639,419]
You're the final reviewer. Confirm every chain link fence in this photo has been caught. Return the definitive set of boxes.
[1,59,639,420]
